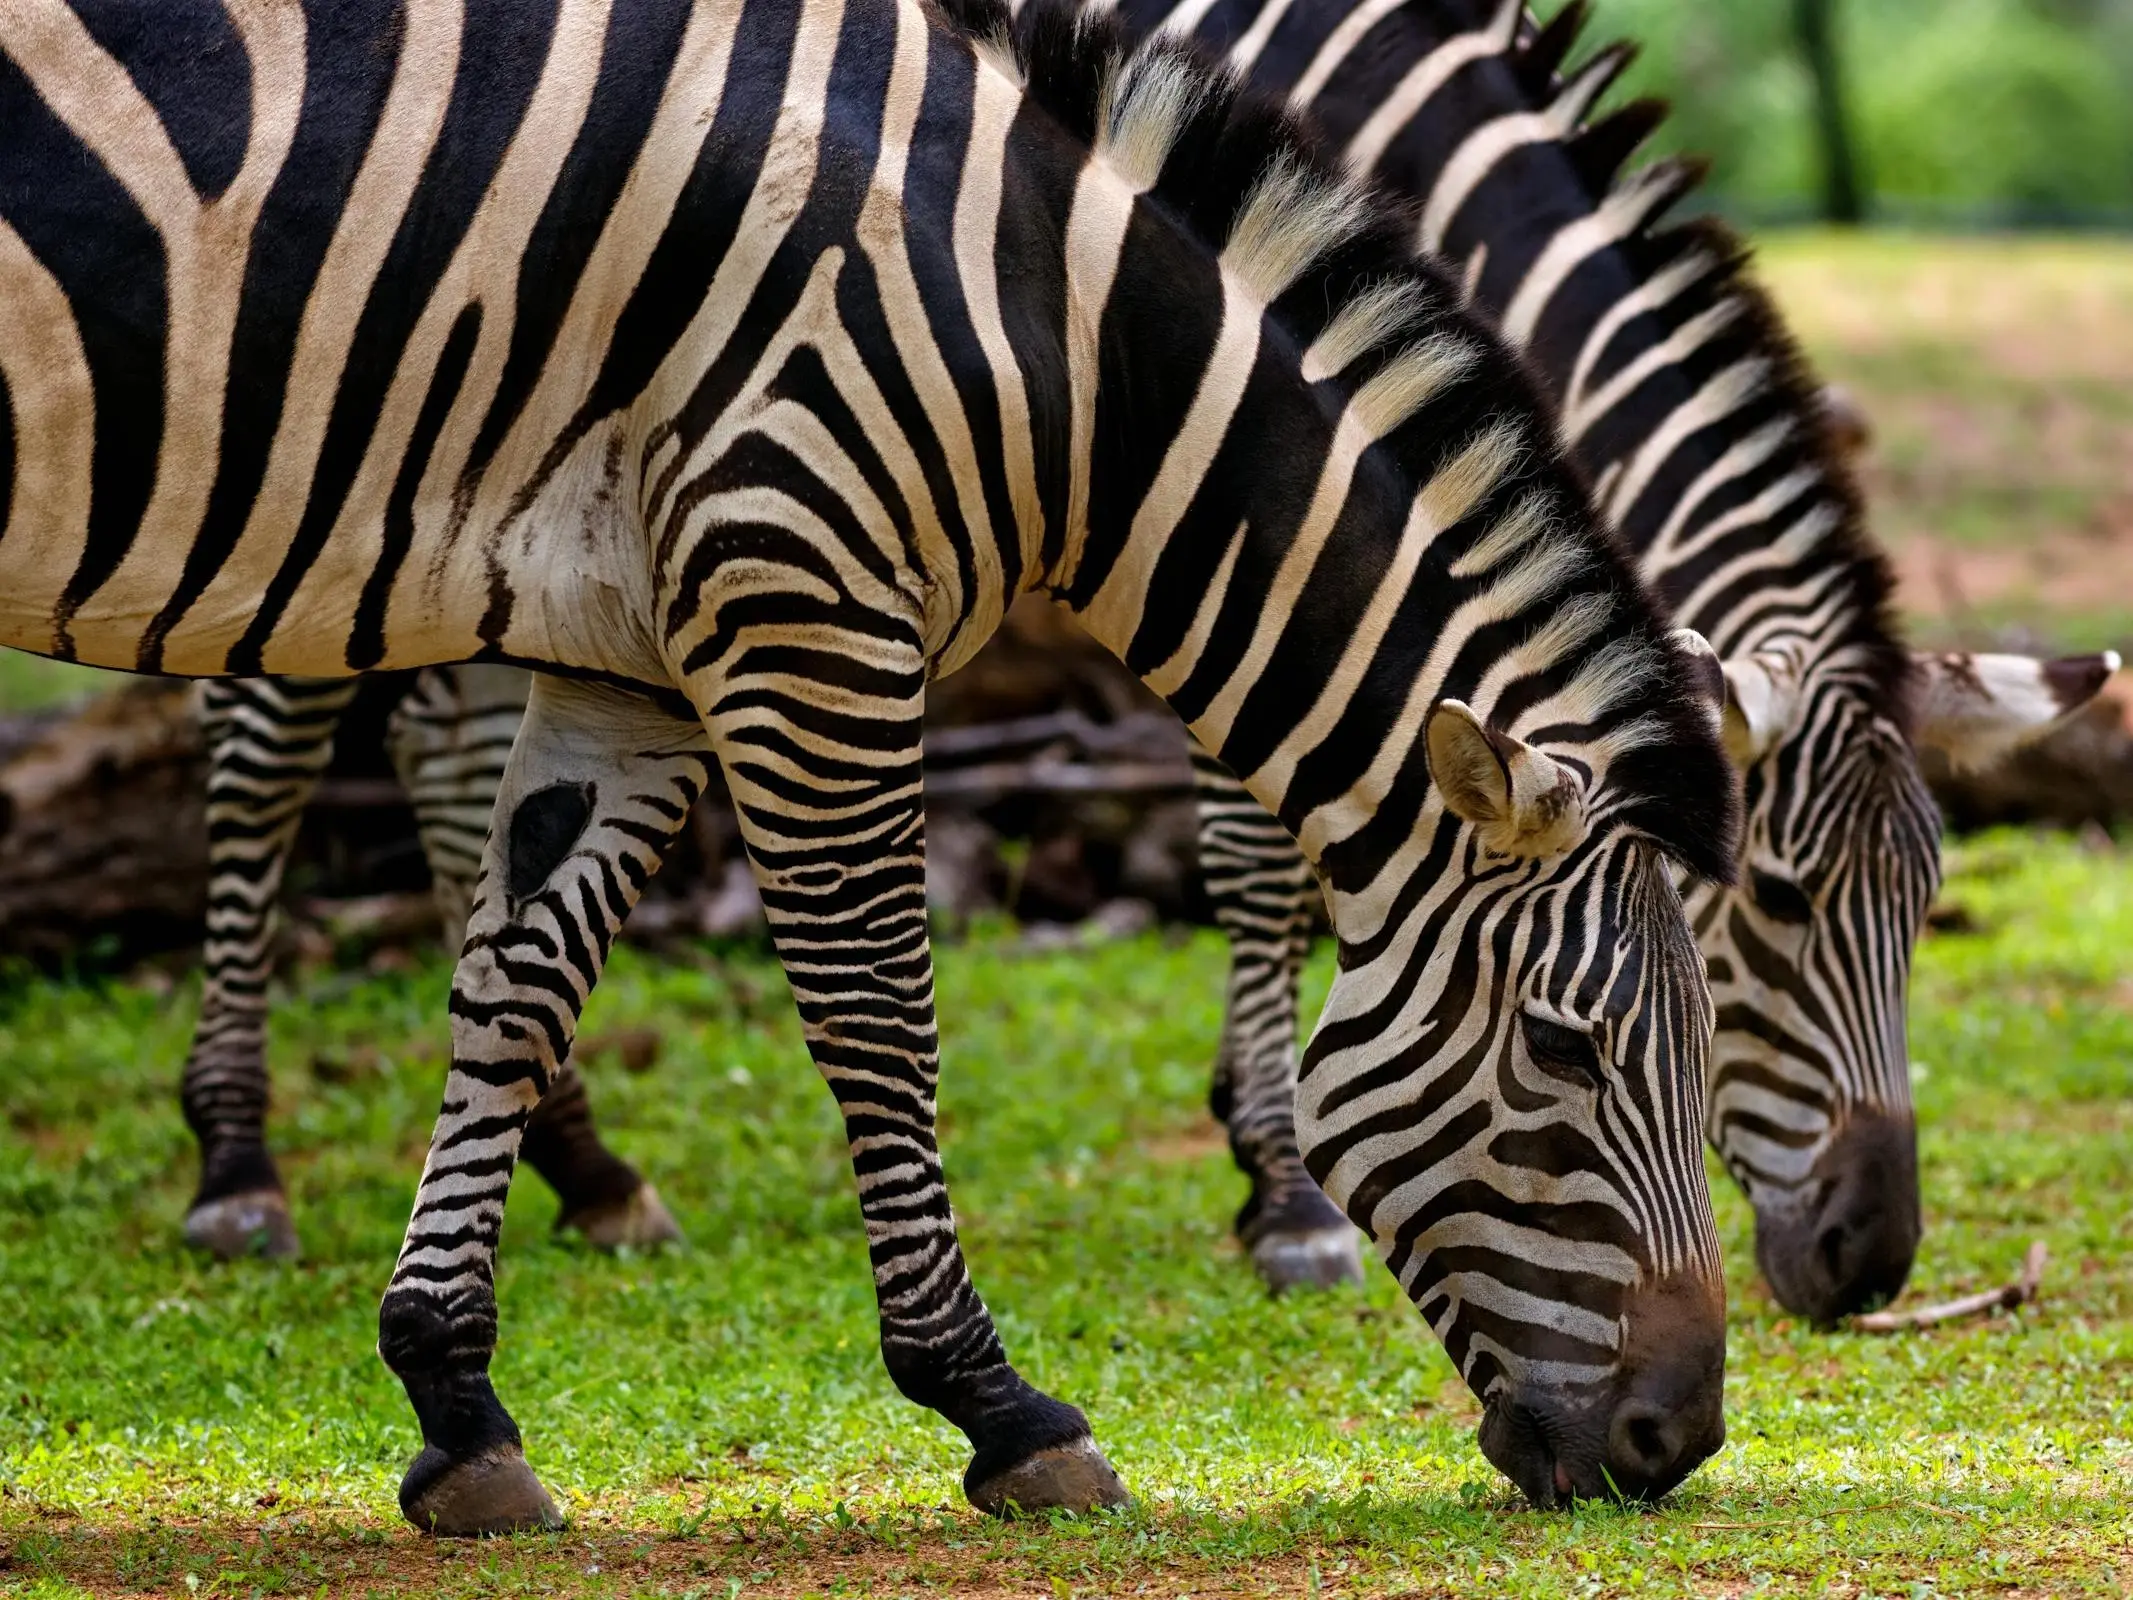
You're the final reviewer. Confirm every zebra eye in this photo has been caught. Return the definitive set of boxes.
[1751,868,1814,924]
[1521,1012,1603,1087]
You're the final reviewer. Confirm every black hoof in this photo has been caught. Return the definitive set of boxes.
[966,1436,1130,1518]
[401,1444,565,1537]
[557,1183,684,1251]
[183,1189,300,1261]
[1251,1226,1364,1292]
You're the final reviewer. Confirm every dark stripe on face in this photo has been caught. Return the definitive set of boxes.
[0,51,166,661]
[231,0,565,673]
[140,0,407,672]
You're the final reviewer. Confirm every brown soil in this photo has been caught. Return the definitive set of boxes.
[2,1518,1324,1599]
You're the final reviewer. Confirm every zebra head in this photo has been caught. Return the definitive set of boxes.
[1295,634,1737,1508]
[1701,643,2118,1323]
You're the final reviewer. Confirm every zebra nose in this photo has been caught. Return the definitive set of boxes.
[1606,1398,1688,1490]
[1756,1109,1920,1324]
[1479,1273,1727,1507]
[1597,1275,1728,1501]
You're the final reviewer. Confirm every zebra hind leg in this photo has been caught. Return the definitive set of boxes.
[181,677,361,1261]
[377,678,711,1536]
[707,655,1128,1517]
[523,1062,683,1248]
[387,667,682,1252]
[1190,750,1361,1291]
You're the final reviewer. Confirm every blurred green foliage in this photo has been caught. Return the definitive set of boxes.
[1597,0,2133,222]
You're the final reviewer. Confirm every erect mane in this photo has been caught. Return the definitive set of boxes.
[1500,0,1912,731]
[933,0,1741,883]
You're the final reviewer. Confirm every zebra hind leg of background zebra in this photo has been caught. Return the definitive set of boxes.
[179,669,678,1261]
[1189,746,1361,1290]
[181,678,363,1259]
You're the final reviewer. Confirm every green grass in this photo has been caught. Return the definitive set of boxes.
[0,651,122,714]
[3,833,2131,1595]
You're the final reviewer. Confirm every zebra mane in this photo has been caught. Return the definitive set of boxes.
[937,0,1741,883]
[1503,0,1912,731]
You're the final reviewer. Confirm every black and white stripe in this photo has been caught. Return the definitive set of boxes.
[0,0,1740,1525]
[1116,0,2118,1319]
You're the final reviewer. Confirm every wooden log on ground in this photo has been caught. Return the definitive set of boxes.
[0,681,208,968]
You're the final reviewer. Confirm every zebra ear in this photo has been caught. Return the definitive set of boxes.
[1718,649,1805,767]
[1911,650,2121,771]
[1426,699,1590,859]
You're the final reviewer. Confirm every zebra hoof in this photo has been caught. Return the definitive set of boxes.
[558,1184,684,1251]
[1251,1226,1364,1292]
[183,1189,300,1262]
[966,1436,1130,1518]
[401,1444,565,1537]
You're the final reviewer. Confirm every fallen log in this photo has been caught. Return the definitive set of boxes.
[0,681,208,968]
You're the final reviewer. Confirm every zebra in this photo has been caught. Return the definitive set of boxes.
[0,0,1746,1527]
[182,667,680,1260]
[160,0,2122,1312]
[1107,0,2121,1318]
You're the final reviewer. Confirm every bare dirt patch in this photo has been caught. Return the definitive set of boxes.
[1758,235,2133,646]
[3,1518,1322,1599]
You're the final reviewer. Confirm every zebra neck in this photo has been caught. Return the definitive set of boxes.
[1114,0,1902,692]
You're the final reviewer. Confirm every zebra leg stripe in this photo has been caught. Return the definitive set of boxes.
[705,645,1126,1516]
[378,677,710,1537]
[180,676,359,1261]
[386,667,680,1251]
[1190,748,1359,1290]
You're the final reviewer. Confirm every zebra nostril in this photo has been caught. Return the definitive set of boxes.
[1607,1400,1678,1483]
[1817,1218,1851,1279]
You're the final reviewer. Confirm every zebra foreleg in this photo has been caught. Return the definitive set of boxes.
[707,662,1129,1517]
[180,677,361,1261]
[387,668,682,1252]
[378,678,711,1536]
[1189,750,1361,1291]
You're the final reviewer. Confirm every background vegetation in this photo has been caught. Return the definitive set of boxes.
[1597,0,2133,224]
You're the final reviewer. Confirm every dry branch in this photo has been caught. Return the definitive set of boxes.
[1850,1242,2047,1333]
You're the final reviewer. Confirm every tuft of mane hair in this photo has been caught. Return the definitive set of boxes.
[1505,0,1912,731]
[933,0,1742,883]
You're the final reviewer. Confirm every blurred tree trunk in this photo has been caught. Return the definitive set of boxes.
[1794,0,1865,223]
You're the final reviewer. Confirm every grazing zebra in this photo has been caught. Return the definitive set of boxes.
[161,0,2121,1314]
[0,0,1746,1527]
[182,668,679,1260]
[1113,0,2121,1316]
